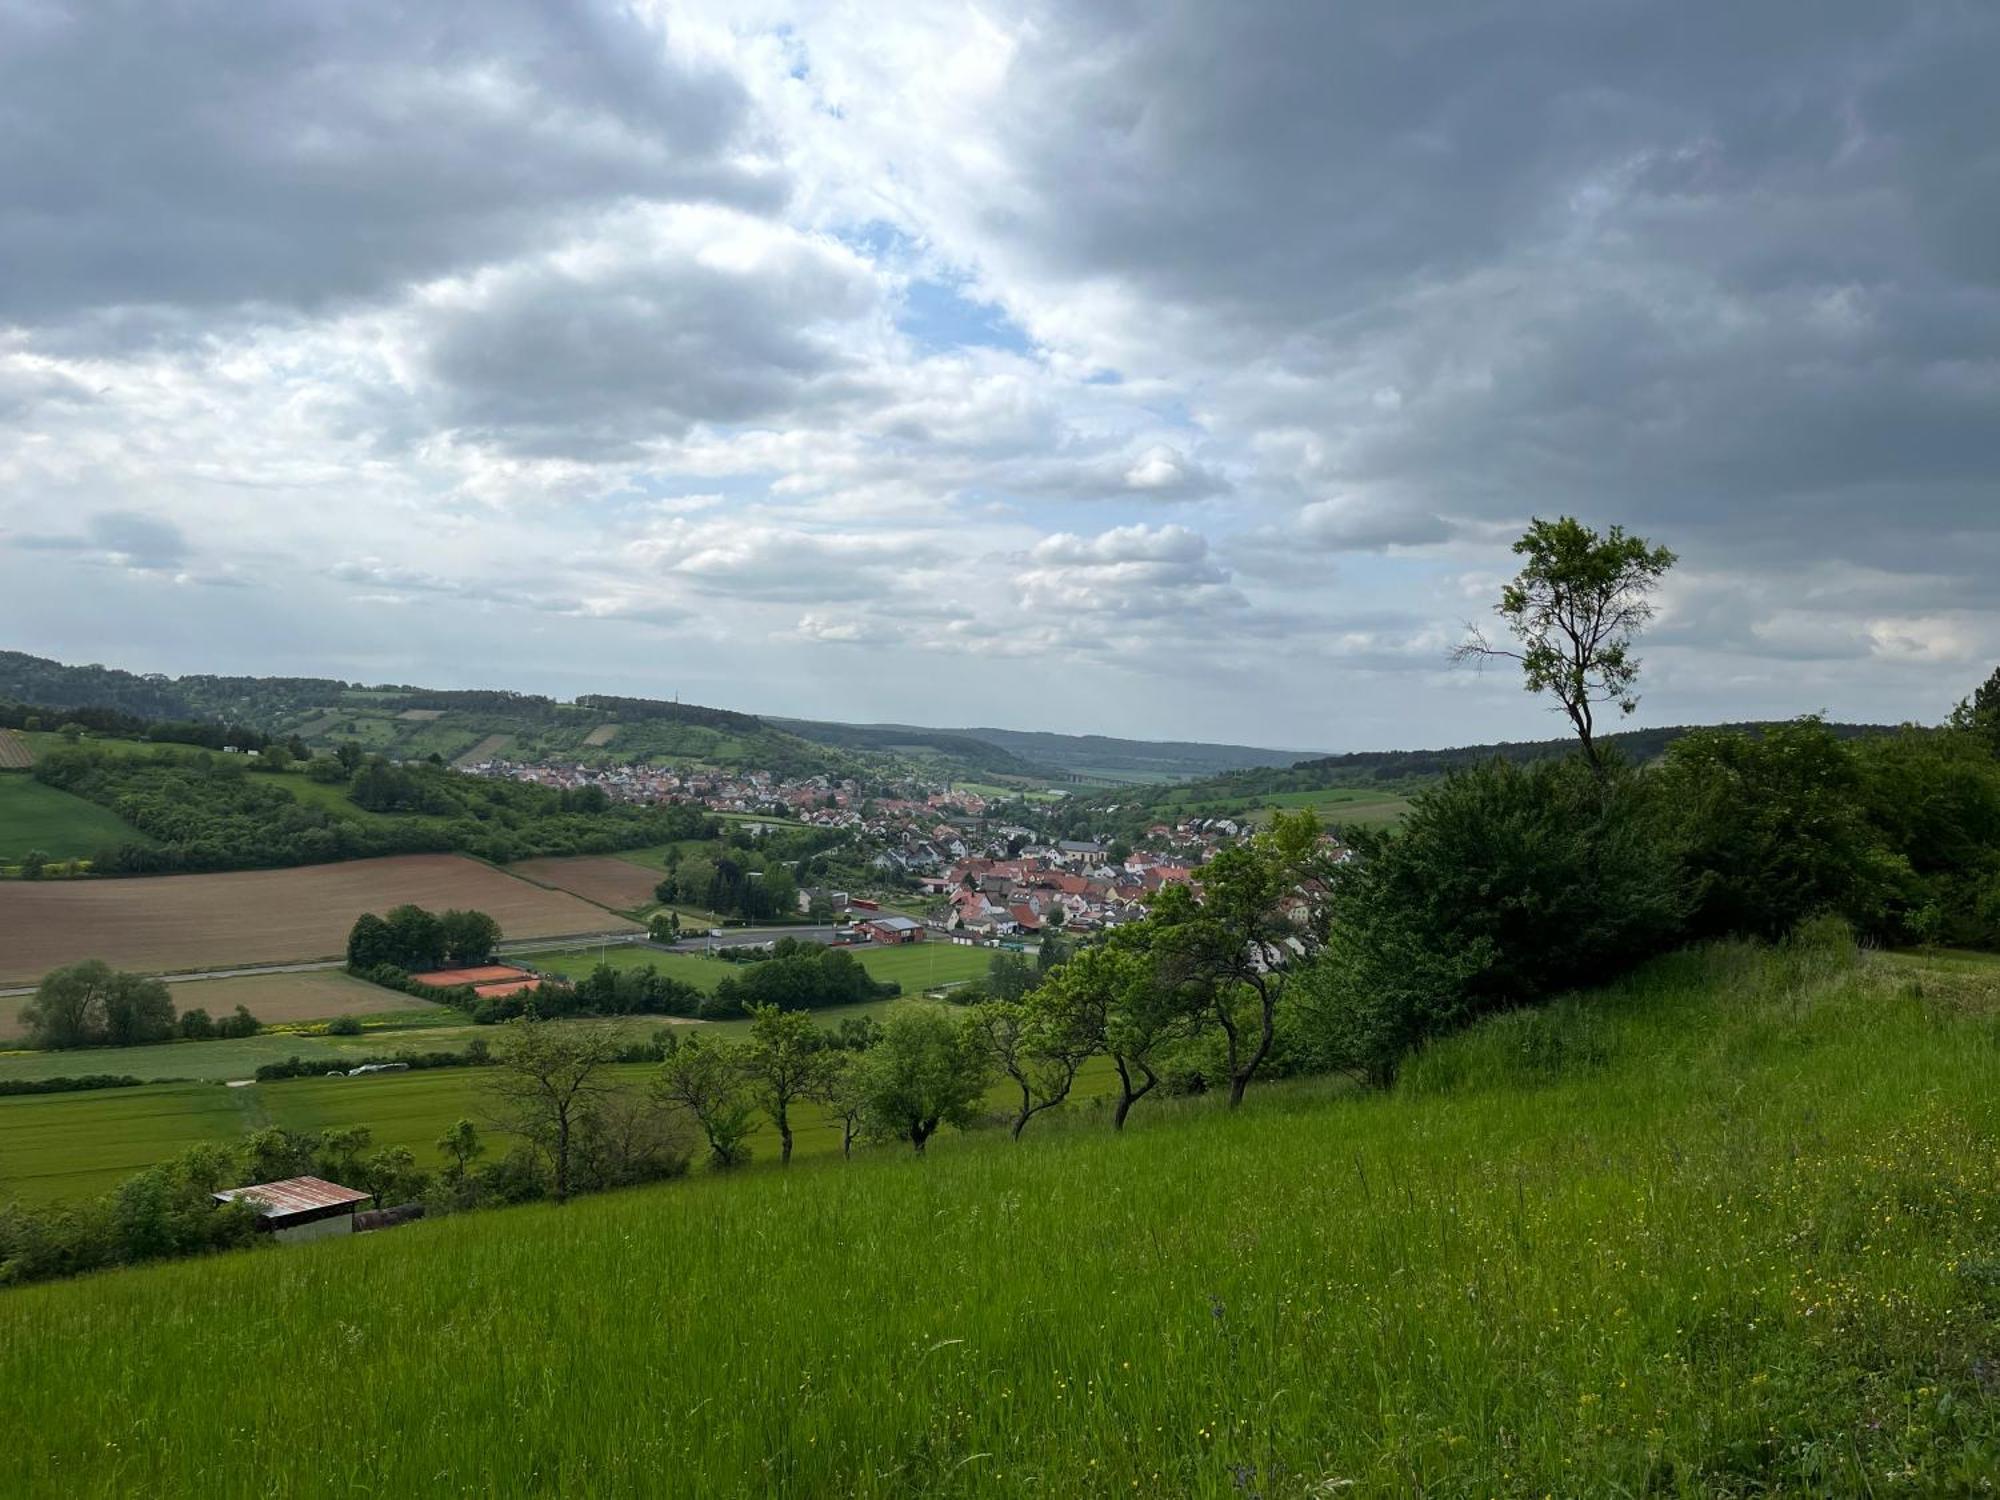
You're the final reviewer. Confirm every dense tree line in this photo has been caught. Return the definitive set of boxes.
[706,938,900,1017]
[652,847,800,920]
[31,742,715,873]
[17,961,259,1051]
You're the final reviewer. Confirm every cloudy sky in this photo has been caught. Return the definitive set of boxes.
[2,2,1996,751]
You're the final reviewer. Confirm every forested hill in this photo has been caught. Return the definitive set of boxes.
[773,717,1312,781]
[0,652,848,778]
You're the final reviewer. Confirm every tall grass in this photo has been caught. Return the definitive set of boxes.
[3,931,1999,1496]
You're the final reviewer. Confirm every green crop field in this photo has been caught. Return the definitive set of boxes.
[0,775,150,862]
[0,1083,256,1203]
[0,1026,1114,1203]
[1152,784,1413,829]
[0,1018,487,1087]
[2,940,1998,1494]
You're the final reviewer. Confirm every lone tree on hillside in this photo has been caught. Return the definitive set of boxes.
[486,1017,622,1202]
[653,1035,757,1170]
[1150,809,1327,1109]
[858,1005,990,1154]
[1453,517,1676,778]
[738,1004,829,1165]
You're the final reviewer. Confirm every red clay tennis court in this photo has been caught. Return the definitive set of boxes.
[470,978,543,999]
[411,965,533,988]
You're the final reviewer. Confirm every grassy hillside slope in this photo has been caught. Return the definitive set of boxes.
[3,935,1999,1495]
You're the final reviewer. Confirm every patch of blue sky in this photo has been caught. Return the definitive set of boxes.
[898,275,1034,356]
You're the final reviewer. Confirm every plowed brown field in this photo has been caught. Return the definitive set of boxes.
[0,855,639,985]
[507,855,662,912]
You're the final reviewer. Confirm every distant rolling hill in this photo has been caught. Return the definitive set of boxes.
[772,718,1317,783]
[0,650,1317,785]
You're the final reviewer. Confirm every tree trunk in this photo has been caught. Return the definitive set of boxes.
[911,1117,937,1153]
[1112,1055,1156,1131]
[776,1105,793,1165]
[553,1110,571,1202]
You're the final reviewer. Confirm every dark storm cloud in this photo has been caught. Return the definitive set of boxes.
[975,0,2000,583]
[19,509,189,570]
[0,0,781,328]
[419,224,881,458]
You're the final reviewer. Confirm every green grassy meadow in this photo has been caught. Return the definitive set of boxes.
[2,939,1999,1494]
[0,1034,1117,1205]
[0,775,150,862]
[1151,784,1413,830]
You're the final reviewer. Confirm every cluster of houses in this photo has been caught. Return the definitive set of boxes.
[465,750,1344,933]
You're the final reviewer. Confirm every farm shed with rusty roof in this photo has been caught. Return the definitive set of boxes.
[213,1176,371,1244]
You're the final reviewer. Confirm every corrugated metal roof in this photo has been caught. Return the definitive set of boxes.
[213,1176,371,1218]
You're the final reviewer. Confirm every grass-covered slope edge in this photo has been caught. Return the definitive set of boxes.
[3,928,1999,1496]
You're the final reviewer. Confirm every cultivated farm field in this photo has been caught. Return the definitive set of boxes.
[4,944,1999,1493]
[0,854,638,985]
[0,969,434,1044]
[0,728,33,769]
[0,776,150,862]
[508,854,664,912]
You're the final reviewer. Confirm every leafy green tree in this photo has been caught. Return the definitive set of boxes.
[1949,665,2000,758]
[485,1018,623,1202]
[986,951,1036,1002]
[816,1051,871,1158]
[1149,810,1325,1107]
[346,912,397,970]
[100,971,176,1046]
[20,960,174,1049]
[436,1119,485,1183]
[1305,756,1682,1086]
[384,904,446,970]
[437,908,501,966]
[1657,719,1911,941]
[357,1146,422,1207]
[334,741,364,771]
[858,1004,990,1153]
[1041,941,1186,1129]
[1454,517,1676,778]
[965,990,1095,1139]
[653,1037,756,1170]
[739,1005,829,1164]
[1856,728,2000,947]
[18,849,47,880]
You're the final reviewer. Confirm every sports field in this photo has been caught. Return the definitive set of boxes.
[0,854,639,985]
[0,969,432,1044]
[0,775,149,862]
[508,854,663,912]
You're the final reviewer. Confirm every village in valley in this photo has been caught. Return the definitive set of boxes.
[461,750,1338,940]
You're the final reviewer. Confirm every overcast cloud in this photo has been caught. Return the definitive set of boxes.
[2,0,1996,749]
